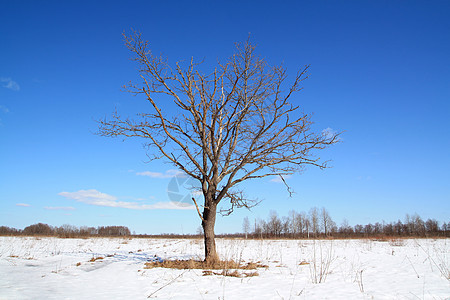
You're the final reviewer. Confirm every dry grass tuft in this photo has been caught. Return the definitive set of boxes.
[89,256,104,262]
[245,262,267,269]
[202,270,214,276]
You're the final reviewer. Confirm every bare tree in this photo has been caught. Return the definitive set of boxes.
[373,222,383,235]
[309,207,320,237]
[242,216,250,239]
[288,210,299,237]
[254,218,263,238]
[267,210,283,237]
[425,218,439,235]
[339,219,353,237]
[23,223,53,236]
[320,207,335,237]
[282,216,291,236]
[98,31,340,262]
[305,213,311,238]
[298,211,309,238]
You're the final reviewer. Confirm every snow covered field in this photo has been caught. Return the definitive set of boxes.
[0,237,448,299]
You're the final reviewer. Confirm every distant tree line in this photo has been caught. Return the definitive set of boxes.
[242,208,449,239]
[1,209,447,239]
[0,223,131,237]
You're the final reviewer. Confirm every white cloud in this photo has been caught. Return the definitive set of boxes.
[322,127,343,142]
[0,77,20,91]
[191,190,203,196]
[59,189,117,204]
[16,203,30,207]
[270,175,292,183]
[144,201,194,210]
[58,189,194,210]
[44,206,75,211]
[322,127,337,139]
[136,169,183,179]
[0,105,9,113]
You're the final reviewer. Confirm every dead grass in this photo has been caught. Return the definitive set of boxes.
[144,259,266,278]
[202,269,260,278]
[89,256,104,262]
[145,259,267,270]
[243,271,259,277]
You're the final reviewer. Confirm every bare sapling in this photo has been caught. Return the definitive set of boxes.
[309,240,336,284]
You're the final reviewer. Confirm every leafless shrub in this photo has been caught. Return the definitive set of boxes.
[309,240,336,284]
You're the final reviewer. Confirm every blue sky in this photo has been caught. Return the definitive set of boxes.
[1,1,449,234]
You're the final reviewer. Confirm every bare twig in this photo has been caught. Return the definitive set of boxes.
[147,270,188,298]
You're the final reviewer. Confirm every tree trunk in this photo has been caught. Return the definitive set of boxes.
[202,202,219,263]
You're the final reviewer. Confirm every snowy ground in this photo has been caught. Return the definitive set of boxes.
[0,237,448,299]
